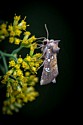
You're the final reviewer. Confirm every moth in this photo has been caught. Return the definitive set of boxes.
[38,24,60,85]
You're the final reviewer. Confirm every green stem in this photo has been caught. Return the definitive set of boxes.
[0,51,17,62]
[12,46,23,54]
[0,46,23,74]
[0,51,8,74]
[0,64,5,74]
[2,55,8,73]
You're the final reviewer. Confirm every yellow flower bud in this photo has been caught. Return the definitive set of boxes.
[10,31,15,36]
[15,64,20,69]
[9,60,16,67]
[8,25,13,31]
[28,35,36,43]
[25,56,31,61]
[14,15,21,22]
[17,57,23,63]
[15,38,20,45]
[18,20,27,30]
[15,29,22,36]
[22,61,28,69]
[31,67,36,72]
[16,69,23,76]
[25,72,30,76]
[24,31,31,36]
[1,23,7,29]
[9,37,14,43]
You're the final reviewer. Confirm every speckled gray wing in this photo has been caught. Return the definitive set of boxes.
[40,54,58,85]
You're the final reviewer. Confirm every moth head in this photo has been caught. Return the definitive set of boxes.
[43,38,49,45]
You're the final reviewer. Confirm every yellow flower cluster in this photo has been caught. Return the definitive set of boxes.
[0,14,36,46]
[1,54,42,114]
[0,23,9,41]
[8,15,28,45]
[0,14,43,115]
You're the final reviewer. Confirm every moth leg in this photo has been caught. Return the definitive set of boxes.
[40,79,44,85]
[52,78,56,83]
[36,44,44,49]
[37,46,47,60]
[37,61,44,71]
[41,46,47,56]
[37,54,44,60]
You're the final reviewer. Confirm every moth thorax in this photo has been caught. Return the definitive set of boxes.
[50,39,55,42]
[50,42,55,47]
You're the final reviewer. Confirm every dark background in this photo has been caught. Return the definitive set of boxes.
[0,0,81,124]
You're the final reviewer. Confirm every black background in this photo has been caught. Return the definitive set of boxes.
[0,0,81,124]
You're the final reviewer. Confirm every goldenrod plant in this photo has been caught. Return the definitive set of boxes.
[0,14,43,115]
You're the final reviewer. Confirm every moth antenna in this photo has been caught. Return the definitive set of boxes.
[37,37,46,40]
[45,24,49,39]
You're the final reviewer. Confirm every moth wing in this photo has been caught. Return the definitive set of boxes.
[40,54,58,85]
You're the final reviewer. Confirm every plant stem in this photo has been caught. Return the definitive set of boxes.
[0,64,5,74]
[0,51,8,74]
[2,55,8,73]
[12,46,23,54]
[0,46,23,74]
[0,51,17,62]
